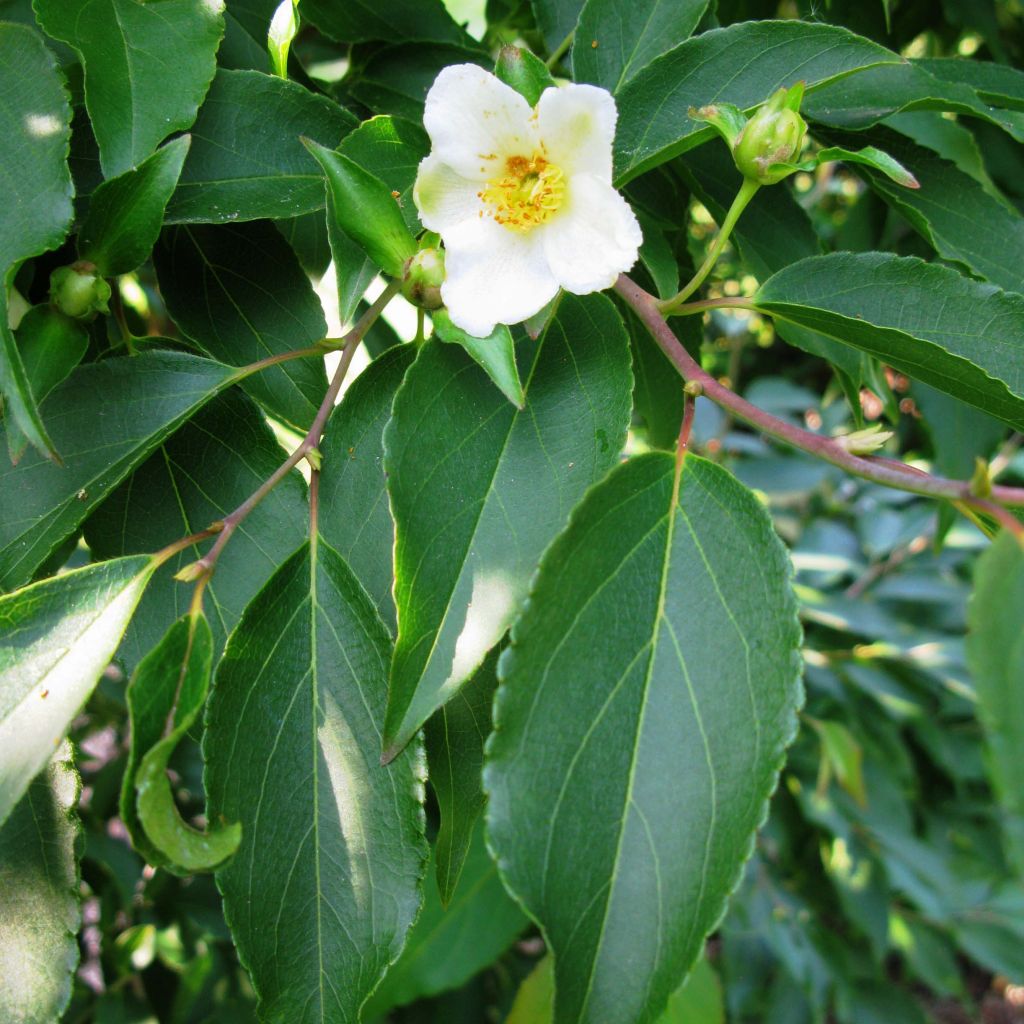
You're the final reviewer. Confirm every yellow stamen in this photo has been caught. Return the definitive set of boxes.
[479,153,566,233]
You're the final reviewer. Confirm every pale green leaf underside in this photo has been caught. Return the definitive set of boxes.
[486,453,802,1024]
[382,293,633,758]
[204,539,426,1024]
[0,556,154,826]
[0,747,79,1024]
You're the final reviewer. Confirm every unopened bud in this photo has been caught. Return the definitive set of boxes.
[401,248,446,310]
[969,456,993,498]
[733,87,807,185]
[683,381,704,397]
[834,424,893,456]
[49,263,111,320]
[174,561,209,583]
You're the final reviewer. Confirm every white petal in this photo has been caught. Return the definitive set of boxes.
[423,64,537,182]
[535,83,617,180]
[413,154,483,233]
[441,217,559,337]
[544,173,642,294]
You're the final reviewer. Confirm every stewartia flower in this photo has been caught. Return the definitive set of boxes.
[413,64,642,337]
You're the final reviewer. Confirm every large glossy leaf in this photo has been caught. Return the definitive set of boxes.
[382,293,633,759]
[821,127,1024,295]
[84,388,308,672]
[34,0,223,178]
[363,821,526,1016]
[485,453,802,1024]
[319,345,416,635]
[165,69,357,224]
[78,136,191,276]
[0,23,73,459]
[424,649,499,904]
[0,747,79,1024]
[123,614,241,872]
[301,0,469,44]
[204,539,426,1023]
[966,532,1024,877]
[0,556,154,825]
[0,351,236,592]
[572,0,709,92]
[154,221,328,430]
[754,253,1024,432]
[614,21,898,183]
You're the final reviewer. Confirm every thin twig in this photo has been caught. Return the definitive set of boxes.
[545,29,574,70]
[615,274,1024,513]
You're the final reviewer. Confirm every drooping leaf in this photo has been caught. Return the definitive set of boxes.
[33,0,223,178]
[84,388,308,672]
[319,345,416,635]
[0,23,74,459]
[204,539,426,1023]
[165,69,357,224]
[432,311,525,409]
[754,252,1024,432]
[0,746,79,1024]
[614,21,898,183]
[966,532,1024,877]
[363,821,526,1016]
[0,556,155,825]
[78,136,191,276]
[154,221,328,430]
[424,649,499,904]
[382,293,633,759]
[301,0,470,44]
[0,351,236,592]
[572,0,709,93]
[485,453,802,1024]
[123,614,241,872]
[5,306,88,465]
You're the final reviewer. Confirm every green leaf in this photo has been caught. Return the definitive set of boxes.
[432,311,525,409]
[811,144,919,188]
[425,649,499,904]
[205,539,426,1023]
[485,452,802,1024]
[914,383,1005,483]
[614,21,898,183]
[319,345,416,635]
[165,69,358,224]
[364,821,526,1016]
[0,746,79,1024]
[78,136,191,276]
[305,141,417,278]
[382,293,632,759]
[301,0,470,44]
[808,717,867,806]
[0,23,74,459]
[754,253,1024,433]
[6,306,88,465]
[530,0,584,53]
[572,0,709,93]
[154,222,328,431]
[507,957,555,1024]
[0,351,236,591]
[129,614,241,872]
[0,555,155,825]
[84,388,309,672]
[821,127,1024,296]
[495,45,555,106]
[33,0,223,178]
[338,115,430,234]
[917,57,1024,111]
[966,532,1024,877]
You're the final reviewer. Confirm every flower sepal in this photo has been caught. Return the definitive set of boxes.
[495,45,555,105]
[732,83,807,185]
[401,247,446,311]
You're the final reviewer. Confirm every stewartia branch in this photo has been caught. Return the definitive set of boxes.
[615,274,1024,521]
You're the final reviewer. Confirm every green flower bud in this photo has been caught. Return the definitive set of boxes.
[401,247,446,310]
[733,87,807,185]
[49,263,111,320]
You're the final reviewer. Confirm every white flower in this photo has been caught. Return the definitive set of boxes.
[413,64,643,338]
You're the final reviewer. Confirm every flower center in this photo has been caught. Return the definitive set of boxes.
[480,153,566,233]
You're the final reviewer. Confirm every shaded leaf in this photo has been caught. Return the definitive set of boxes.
[301,0,470,44]
[433,311,525,409]
[34,0,223,177]
[486,453,802,1024]
[204,539,426,1023]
